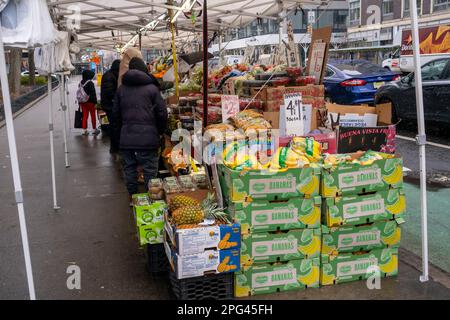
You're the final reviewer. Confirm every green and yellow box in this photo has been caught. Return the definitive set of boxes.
[138,221,164,246]
[321,156,403,197]
[218,164,321,202]
[241,229,321,266]
[235,258,320,297]
[320,248,398,285]
[227,197,322,234]
[323,189,406,227]
[321,220,403,255]
[132,194,167,226]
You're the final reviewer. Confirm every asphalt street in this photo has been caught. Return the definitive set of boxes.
[0,77,449,299]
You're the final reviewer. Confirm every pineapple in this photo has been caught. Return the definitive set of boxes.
[171,193,231,226]
[172,205,205,225]
[169,195,200,212]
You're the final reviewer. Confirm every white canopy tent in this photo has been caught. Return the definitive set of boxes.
[0,0,430,300]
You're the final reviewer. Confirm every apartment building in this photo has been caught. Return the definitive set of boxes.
[345,0,450,61]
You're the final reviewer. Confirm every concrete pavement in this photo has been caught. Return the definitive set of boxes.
[0,77,449,299]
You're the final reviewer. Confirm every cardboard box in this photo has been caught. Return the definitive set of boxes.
[218,164,322,202]
[227,197,322,234]
[321,220,403,256]
[235,258,320,297]
[323,189,406,227]
[164,214,241,255]
[138,221,164,246]
[326,103,392,129]
[321,155,403,197]
[320,248,398,285]
[132,195,166,227]
[165,189,210,205]
[165,241,240,279]
[241,229,322,266]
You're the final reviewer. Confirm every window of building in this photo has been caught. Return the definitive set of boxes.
[349,1,360,25]
[434,0,450,12]
[403,0,422,17]
[383,0,394,18]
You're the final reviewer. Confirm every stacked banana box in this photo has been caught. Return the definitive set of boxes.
[219,164,323,297]
[320,155,405,285]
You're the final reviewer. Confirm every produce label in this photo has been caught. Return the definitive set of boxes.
[252,267,298,289]
[336,257,378,277]
[338,168,382,188]
[343,198,386,219]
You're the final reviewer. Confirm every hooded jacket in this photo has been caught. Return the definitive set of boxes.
[100,60,120,111]
[81,69,97,104]
[113,69,167,150]
[118,47,143,87]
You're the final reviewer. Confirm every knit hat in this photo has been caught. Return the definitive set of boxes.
[129,57,148,74]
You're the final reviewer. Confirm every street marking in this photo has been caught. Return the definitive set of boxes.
[396,135,450,150]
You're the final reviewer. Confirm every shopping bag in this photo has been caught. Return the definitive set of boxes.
[74,105,83,129]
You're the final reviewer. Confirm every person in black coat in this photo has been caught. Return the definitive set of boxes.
[80,69,99,135]
[113,57,168,200]
[100,59,120,153]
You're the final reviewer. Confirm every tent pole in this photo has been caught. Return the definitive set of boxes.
[0,30,36,300]
[60,74,70,168]
[202,0,209,127]
[410,0,428,282]
[48,74,60,210]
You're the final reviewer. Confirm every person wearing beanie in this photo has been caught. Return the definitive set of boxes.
[113,57,167,204]
[117,47,143,87]
[100,59,121,153]
[80,69,99,136]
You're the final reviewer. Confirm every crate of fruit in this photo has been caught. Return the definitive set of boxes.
[227,197,321,234]
[240,229,321,266]
[218,164,321,202]
[322,152,403,197]
[321,219,403,256]
[234,258,320,297]
[320,248,398,286]
[323,189,406,227]
[165,241,240,279]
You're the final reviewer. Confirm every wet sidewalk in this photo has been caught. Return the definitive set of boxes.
[0,77,449,299]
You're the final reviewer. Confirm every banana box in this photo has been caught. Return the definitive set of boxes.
[320,248,398,285]
[164,212,241,255]
[132,194,167,227]
[321,220,403,255]
[321,156,403,197]
[234,258,320,297]
[227,197,322,235]
[164,241,240,279]
[323,189,406,227]
[218,164,321,202]
[137,221,164,246]
[241,229,321,266]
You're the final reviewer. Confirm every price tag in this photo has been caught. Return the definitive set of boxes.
[221,95,239,122]
[283,93,304,136]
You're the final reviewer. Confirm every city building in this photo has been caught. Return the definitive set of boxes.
[344,0,450,62]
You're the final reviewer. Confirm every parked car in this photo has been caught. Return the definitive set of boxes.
[324,60,401,105]
[21,70,39,76]
[375,57,450,124]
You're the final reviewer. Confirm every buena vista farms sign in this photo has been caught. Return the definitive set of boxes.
[337,126,396,154]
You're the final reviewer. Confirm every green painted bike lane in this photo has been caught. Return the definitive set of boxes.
[402,182,450,273]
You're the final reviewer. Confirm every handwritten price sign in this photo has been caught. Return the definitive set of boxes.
[283,93,304,136]
[221,95,239,123]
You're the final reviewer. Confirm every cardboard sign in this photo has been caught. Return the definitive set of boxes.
[326,102,392,130]
[281,93,302,136]
[221,95,239,122]
[306,26,332,84]
[337,125,396,154]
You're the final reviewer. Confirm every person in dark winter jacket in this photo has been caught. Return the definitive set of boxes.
[80,69,99,135]
[113,57,167,200]
[100,59,120,153]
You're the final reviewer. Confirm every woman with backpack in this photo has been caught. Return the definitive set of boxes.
[78,69,99,136]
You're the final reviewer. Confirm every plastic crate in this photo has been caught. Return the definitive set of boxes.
[169,271,234,300]
[144,243,169,275]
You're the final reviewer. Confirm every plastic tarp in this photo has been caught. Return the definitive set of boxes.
[1,0,57,48]
[35,30,75,75]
